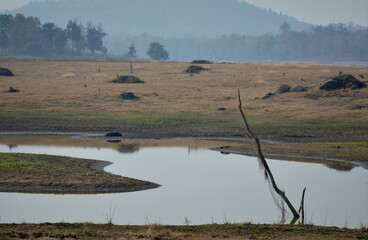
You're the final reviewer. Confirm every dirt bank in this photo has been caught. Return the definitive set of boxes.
[0,222,367,240]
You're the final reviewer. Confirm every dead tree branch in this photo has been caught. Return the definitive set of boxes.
[299,187,307,224]
[237,90,300,220]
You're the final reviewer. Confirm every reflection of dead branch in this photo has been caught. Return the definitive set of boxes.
[299,187,307,224]
[237,90,300,220]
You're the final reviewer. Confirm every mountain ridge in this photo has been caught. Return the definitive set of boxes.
[5,0,312,37]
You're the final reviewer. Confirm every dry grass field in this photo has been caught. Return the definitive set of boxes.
[1,59,367,139]
[0,59,366,113]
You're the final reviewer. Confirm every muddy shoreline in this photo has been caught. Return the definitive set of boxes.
[2,121,368,143]
[211,146,368,170]
[0,151,160,194]
[2,129,368,163]
[1,128,367,194]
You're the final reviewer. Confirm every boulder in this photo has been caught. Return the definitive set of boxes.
[0,67,14,76]
[111,75,144,84]
[185,65,208,74]
[290,85,307,92]
[276,84,291,94]
[120,92,139,100]
[320,74,366,91]
[262,92,274,99]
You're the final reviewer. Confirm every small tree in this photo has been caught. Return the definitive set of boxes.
[146,42,169,61]
[0,14,14,51]
[86,22,107,54]
[41,22,67,54]
[279,22,291,34]
[66,19,86,53]
[126,42,137,58]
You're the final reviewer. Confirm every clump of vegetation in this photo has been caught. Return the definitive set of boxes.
[320,74,367,90]
[0,67,14,76]
[111,75,144,84]
[120,92,139,100]
[185,65,208,74]
[191,60,212,64]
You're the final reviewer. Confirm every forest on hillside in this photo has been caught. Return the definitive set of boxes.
[0,14,107,58]
[1,13,367,62]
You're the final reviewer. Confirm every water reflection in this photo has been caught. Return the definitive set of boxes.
[117,143,140,153]
[7,144,18,150]
[323,162,356,171]
[106,140,122,143]
[0,135,367,228]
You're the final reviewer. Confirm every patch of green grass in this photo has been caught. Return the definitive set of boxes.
[298,142,368,148]
[265,141,368,165]
[1,109,368,142]
[0,153,65,173]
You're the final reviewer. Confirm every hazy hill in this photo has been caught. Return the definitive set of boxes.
[8,0,311,37]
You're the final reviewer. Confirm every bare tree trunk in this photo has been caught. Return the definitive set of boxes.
[237,90,300,220]
[130,62,133,74]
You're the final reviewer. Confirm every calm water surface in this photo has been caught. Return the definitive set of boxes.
[0,136,367,228]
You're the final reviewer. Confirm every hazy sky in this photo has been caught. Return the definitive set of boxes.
[242,0,368,26]
[0,0,367,26]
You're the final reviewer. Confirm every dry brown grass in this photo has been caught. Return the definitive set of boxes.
[0,59,367,131]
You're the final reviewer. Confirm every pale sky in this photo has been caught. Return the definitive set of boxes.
[242,0,368,26]
[0,0,367,26]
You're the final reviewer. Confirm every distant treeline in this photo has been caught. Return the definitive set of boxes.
[0,13,107,57]
[1,13,367,62]
[113,23,367,62]
[208,23,368,62]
